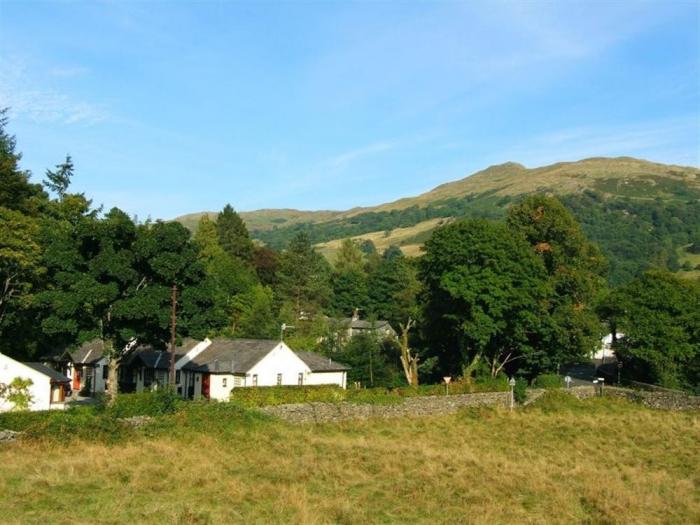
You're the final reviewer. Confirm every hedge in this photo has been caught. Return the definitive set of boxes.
[532,374,564,389]
[229,379,509,408]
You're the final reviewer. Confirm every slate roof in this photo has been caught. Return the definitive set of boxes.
[182,339,279,374]
[23,362,71,383]
[124,338,201,369]
[295,351,351,372]
[342,318,394,330]
[71,340,108,364]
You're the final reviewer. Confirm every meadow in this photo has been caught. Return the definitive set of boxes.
[0,393,698,525]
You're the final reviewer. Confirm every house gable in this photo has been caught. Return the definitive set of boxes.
[247,342,312,386]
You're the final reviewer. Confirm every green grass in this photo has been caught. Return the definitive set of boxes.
[0,392,698,524]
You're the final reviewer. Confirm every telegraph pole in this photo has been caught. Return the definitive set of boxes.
[169,284,177,387]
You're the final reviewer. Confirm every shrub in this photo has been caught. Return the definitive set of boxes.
[0,405,130,443]
[108,388,183,418]
[229,385,345,407]
[532,374,563,389]
[345,389,403,405]
[513,378,528,404]
[0,377,34,411]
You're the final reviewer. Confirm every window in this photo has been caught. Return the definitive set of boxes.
[102,365,108,380]
[276,373,282,386]
[252,374,258,386]
[175,371,181,384]
[222,377,227,387]
[298,372,304,386]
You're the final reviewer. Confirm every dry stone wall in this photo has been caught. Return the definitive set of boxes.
[261,385,699,424]
[261,391,511,423]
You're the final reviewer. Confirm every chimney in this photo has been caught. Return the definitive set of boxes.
[351,308,360,322]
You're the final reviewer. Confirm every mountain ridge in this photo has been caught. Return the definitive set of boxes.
[175,156,700,234]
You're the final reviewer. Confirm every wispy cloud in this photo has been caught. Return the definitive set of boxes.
[0,56,108,125]
[326,141,396,169]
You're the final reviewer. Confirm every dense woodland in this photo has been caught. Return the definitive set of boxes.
[255,185,700,287]
[1,111,698,393]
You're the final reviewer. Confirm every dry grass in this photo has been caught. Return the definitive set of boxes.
[1,396,698,524]
[315,217,450,260]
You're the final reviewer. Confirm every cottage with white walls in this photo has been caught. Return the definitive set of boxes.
[122,338,350,400]
[0,353,71,412]
[42,340,109,395]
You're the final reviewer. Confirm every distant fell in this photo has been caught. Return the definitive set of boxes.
[175,156,699,234]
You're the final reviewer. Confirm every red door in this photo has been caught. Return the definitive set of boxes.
[73,368,81,391]
[202,374,210,399]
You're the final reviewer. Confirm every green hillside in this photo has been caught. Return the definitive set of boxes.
[175,157,700,284]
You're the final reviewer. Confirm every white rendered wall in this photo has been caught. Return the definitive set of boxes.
[208,373,236,401]
[305,371,346,389]
[247,343,311,387]
[93,358,108,393]
[0,354,53,412]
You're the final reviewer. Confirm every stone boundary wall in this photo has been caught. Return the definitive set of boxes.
[603,386,700,410]
[526,385,700,410]
[260,391,511,423]
[262,385,699,423]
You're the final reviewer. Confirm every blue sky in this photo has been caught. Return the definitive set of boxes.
[1,1,698,220]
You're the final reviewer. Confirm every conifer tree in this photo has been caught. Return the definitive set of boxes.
[216,204,254,262]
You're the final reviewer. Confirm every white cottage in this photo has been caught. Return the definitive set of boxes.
[123,338,350,400]
[0,353,71,412]
[41,340,109,395]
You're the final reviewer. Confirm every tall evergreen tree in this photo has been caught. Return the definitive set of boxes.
[331,239,368,316]
[276,232,331,317]
[216,204,254,262]
[43,155,74,198]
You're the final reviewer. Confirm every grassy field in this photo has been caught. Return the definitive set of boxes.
[315,217,452,260]
[1,393,698,524]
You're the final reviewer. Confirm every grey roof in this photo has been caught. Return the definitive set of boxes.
[23,362,71,383]
[71,340,107,364]
[127,349,180,370]
[41,339,107,365]
[182,338,279,374]
[124,338,200,369]
[340,318,396,332]
[295,351,350,372]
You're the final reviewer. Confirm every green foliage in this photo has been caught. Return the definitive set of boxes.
[254,193,511,249]
[229,380,508,408]
[513,378,528,404]
[335,332,404,388]
[331,268,368,317]
[275,232,331,317]
[106,389,183,418]
[43,155,74,198]
[216,204,254,262]
[367,251,420,327]
[230,384,346,406]
[0,207,42,335]
[232,284,278,338]
[420,219,551,379]
[532,374,563,389]
[507,196,607,371]
[0,405,130,443]
[0,376,34,411]
[604,271,699,392]
[561,192,700,285]
[0,108,45,215]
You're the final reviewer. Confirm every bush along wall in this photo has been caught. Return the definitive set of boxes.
[229,380,509,408]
